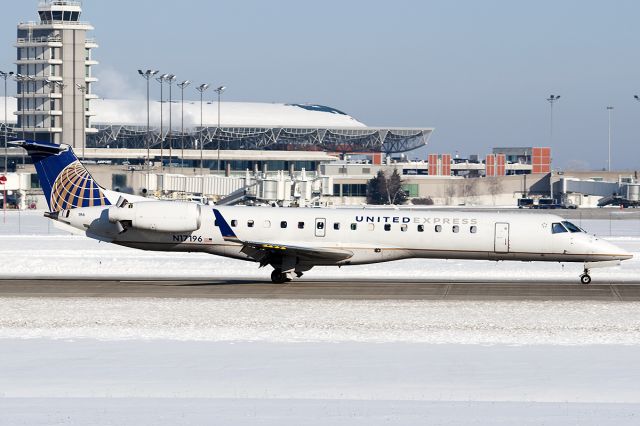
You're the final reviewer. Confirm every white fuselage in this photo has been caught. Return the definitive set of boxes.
[58,204,631,268]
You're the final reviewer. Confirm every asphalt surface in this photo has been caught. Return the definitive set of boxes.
[1,278,640,301]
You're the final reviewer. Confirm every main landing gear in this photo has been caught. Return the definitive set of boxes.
[270,269,291,284]
[579,269,591,285]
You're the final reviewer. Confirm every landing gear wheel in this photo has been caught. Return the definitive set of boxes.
[580,274,591,285]
[270,269,289,284]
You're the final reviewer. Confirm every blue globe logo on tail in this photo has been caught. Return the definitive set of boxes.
[11,139,111,211]
[50,160,110,211]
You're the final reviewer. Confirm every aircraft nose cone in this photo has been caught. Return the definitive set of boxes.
[601,240,633,261]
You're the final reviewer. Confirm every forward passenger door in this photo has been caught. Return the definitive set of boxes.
[494,222,510,253]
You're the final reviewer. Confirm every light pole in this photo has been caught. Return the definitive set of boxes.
[214,85,225,173]
[546,94,560,200]
[607,106,614,172]
[75,83,87,160]
[14,74,33,165]
[156,73,169,169]
[177,80,190,168]
[43,79,56,145]
[166,74,176,167]
[196,83,209,176]
[138,69,158,182]
[0,71,14,174]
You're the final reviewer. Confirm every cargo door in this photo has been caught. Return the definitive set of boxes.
[494,222,510,253]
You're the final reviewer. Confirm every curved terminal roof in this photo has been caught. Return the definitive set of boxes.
[0,97,433,153]
[91,99,367,129]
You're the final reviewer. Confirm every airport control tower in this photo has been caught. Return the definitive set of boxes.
[15,0,98,149]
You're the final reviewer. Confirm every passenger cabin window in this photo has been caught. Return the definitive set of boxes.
[435,225,442,232]
[316,222,324,229]
[417,224,424,232]
[384,224,391,231]
[298,221,305,229]
[264,220,271,228]
[333,222,340,230]
[231,220,238,227]
[247,220,254,228]
[401,224,407,232]
[470,225,477,233]
[562,221,583,233]
[452,225,459,233]
[214,220,218,226]
[552,222,568,234]
[350,223,357,231]
[281,221,287,229]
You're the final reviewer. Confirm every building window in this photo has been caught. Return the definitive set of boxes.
[280,221,287,229]
[417,224,424,232]
[247,220,254,228]
[333,183,341,196]
[30,173,41,189]
[452,225,459,233]
[298,221,305,229]
[403,184,419,198]
[333,222,340,230]
[342,184,367,197]
[435,225,442,232]
[350,223,357,231]
[470,226,477,233]
[384,224,391,231]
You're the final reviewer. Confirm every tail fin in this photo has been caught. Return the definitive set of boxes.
[11,140,111,212]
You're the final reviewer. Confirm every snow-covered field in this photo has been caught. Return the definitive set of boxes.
[1,211,640,425]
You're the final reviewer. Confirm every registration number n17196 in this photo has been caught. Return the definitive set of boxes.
[172,235,203,243]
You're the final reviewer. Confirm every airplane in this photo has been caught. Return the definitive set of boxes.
[14,139,633,285]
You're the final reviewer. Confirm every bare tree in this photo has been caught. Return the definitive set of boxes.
[462,178,478,204]
[486,177,503,205]
[445,184,457,205]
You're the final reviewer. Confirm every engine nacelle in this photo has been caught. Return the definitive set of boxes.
[108,201,201,233]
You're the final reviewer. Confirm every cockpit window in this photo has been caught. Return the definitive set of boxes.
[552,222,568,234]
[562,221,583,233]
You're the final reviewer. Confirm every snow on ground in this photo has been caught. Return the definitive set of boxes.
[2,297,640,345]
[2,211,640,424]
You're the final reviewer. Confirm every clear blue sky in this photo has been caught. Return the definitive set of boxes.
[1,0,639,170]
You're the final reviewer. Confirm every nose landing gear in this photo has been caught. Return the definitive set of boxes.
[579,269,591,285]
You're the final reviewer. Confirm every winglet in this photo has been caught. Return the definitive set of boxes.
[213,208,239,242]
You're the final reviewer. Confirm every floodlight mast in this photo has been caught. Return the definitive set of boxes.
[156,73,170,169]
[137,69,158,191]
[196,83,210,177]
[546,94,560,200]
[606,106,614,172]
[0,70,14,175]
[166,74,176,167]
[177,80,191,168]
[214,85,226,173]
[75,83,87,160]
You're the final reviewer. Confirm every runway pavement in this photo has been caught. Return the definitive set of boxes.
[0,278,639,301]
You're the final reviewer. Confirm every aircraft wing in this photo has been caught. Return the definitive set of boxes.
[213,209,353,262]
